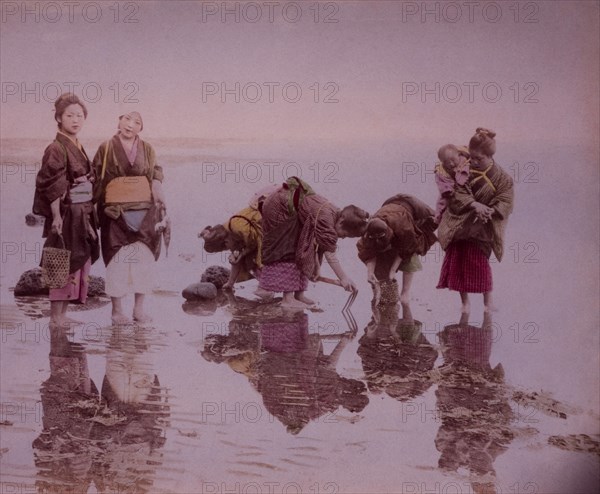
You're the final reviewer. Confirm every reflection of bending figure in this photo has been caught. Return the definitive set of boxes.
[357,302,437,401]
[435,313,513,493]
[201,312,368,434]
[33,326,99,493]
[91,327,169,494]
[254,312,368,434]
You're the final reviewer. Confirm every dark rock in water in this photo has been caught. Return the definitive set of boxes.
[88,276,105,297]
[182,282,218,301]
[25,213,45,226]
[14,268,106,297]
[14,269,47,296]
[201,265,230,289]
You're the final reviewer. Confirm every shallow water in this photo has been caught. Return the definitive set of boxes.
[1,139,599,493]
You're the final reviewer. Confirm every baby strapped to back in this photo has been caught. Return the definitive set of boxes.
[434,144,470,224]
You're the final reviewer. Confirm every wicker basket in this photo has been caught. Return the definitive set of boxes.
[41,235,71,288]
[373,278,399,306]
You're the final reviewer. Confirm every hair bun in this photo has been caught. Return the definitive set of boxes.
[475,127,496,139]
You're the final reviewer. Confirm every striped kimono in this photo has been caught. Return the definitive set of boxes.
[437,162,514,292]
[260,179,338,292]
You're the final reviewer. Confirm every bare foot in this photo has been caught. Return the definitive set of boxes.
[254,287,274,299]
[112,313,132,326]
[133,312,153,323]
[280,299,309,310]
[295,294,315,305]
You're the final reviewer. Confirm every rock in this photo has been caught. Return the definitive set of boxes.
[88,276,105,297]
[25,213,45,226]
[14,268,47,296]
[13,268,105,297]
[200,265,231,289]
[182,282,218,301]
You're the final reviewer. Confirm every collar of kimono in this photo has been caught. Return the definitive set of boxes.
[470,163,496,192]
[57,130,82,151]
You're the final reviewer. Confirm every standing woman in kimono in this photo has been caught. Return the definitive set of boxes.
[259,177,368,309]
[437,128,514,312]
[93,112,166,324]
[33,93,99,328]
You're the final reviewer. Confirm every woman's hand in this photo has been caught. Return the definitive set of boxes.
[228,251,243,264]
[222,281,234,291]
[472,202,494,223]
[340,277,357,292]
[51,216,63,235]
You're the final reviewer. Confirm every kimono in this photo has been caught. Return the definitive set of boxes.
[357,194,437,279]
[437,162,514,292]
[224,206,263,281]
[260,178,339,292]
[33,132,99,301]
[438,162,513,260]
[92,135,164,267]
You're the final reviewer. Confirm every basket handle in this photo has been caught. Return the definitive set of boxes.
[50,232,66,249]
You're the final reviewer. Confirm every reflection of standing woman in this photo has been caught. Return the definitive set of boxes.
[93,112,166,324]
[33,93,99,328]
[437,128,514,312]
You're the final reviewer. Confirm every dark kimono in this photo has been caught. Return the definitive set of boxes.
[357,194,437,273]
[33,132,99,273]
[92,135,164,266]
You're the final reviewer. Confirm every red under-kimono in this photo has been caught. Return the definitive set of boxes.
[437,162,514,293]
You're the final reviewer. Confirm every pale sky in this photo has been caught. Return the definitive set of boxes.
[1,0,599,147]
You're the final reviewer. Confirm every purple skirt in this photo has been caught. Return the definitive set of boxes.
[259,261,308,292]
[437,240,492,293]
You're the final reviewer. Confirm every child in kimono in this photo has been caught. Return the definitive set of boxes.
[434,144,470,224]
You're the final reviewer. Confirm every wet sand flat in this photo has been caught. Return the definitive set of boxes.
[1,141,599,493]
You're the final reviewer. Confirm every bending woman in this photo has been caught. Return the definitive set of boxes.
[93,112,166,324]
[357,194,437,303]
[200,185,280,291]
[259,177,368,309]
[437,128,514,312]
[33,93,99,328]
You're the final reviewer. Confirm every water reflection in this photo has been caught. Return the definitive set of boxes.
[253,312,368,434]
[33,325,99,493]
[357,302,437,401]
[33,326,170,493]
[435,312,513,493]
[202,310,368,434]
